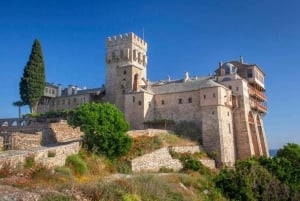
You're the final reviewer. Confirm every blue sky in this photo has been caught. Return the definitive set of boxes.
[0,0,299,149]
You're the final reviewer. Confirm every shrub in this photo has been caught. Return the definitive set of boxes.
[181,155,203,171]
[69,103,132,159]
[66,154,88,176]
[48,150,56,157]
[24,156,35,168]
[55,166,72,177]
[116,160,132,174]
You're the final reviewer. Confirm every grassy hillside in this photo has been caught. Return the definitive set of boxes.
[0,133,227,201]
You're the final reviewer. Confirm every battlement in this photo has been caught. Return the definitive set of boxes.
[106,32,147,48]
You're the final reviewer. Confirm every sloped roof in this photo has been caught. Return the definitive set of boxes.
[147,77,223,94]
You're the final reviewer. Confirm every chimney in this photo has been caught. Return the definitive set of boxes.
[240,56,244,64]
[184,72,189,82]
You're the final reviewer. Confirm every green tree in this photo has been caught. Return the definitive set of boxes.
[12,100,26,118]
[19,39,46,113]
[69,103,132,159]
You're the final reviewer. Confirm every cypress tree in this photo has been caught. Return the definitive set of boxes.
[19,39,46,113]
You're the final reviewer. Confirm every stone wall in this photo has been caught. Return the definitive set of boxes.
[0,142,80,169]
[131,145,215,173]
[127,129,173,138]
[49,120,83,143]
[171,145,202,153]
[11,132,42,150]
[199,159,216,169]
[131,147,182,173]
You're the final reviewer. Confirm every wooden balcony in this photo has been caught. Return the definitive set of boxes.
[251,100,267,113]
[248,85,267,101]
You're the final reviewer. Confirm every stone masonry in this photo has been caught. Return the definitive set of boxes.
[131,145,215,173]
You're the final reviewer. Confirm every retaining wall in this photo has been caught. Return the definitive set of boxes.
[0,142,81,169]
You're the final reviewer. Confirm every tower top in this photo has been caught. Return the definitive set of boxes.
[106,32,147,49]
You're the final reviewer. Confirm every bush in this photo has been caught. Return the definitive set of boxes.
[55,166,73,177]
[24,156,35,168]
[116,160,132,174]
[69,103,132,159]
[215,159,290,201]
[66,154,88,176]
[181,155,203,171]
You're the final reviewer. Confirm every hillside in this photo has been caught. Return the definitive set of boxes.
[0,131,226,201]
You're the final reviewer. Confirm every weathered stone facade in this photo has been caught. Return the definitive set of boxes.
[36,32,269,167]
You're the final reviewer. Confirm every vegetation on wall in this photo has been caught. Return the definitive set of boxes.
[174,121,202,143]
[69,103,132,159]
[19,39,46,113]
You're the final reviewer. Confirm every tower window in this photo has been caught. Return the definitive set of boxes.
[203,94,206,99]
[228,123,231,133]
[138,101,142,106]
[213,93,216,98]
[188,97,192,103]
[162,100,165,105]
[123,70,126,75]
[133,96,135,103]
[229,85,232,90]
[178,98,183,104]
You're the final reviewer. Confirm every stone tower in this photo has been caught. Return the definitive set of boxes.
[105,32,148,111]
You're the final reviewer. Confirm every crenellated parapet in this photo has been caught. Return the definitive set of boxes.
[106,32,147,68]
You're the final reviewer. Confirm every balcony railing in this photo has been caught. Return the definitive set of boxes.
[248,85,267,101]
[250,100,267,113]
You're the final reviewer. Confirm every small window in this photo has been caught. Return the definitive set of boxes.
[212,111,215,115]
[133,96,135,103]
[229,85,232,90]
[138,101,142,106]
[247,68,253,78]
[188,97,192,103]
[123,70,126,75]
[213,93,216,98]
[73,98,77,103]
[236,86,239,91]
[162,100,165,105]
[227,112,230,116]
[203,94,206,99]
[178,98,183,104]
[228,123,231,133]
